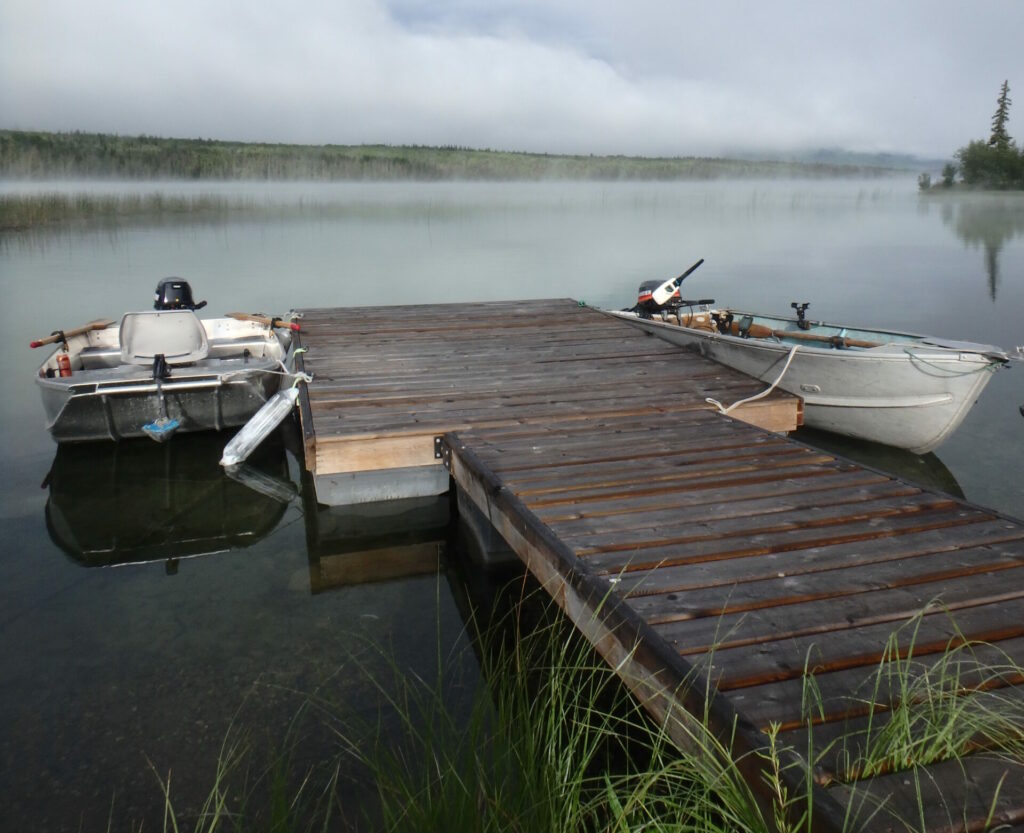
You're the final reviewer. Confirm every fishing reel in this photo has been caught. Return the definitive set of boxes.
[791,302,811,330]
[711,311,734,335]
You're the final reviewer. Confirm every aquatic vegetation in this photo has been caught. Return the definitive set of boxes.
[0,191,238,230]
[137,591,1024,832]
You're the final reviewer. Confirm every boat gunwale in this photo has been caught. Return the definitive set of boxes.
[607,309,1008,364]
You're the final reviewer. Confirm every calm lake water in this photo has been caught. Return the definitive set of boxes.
[1,179,1023,830]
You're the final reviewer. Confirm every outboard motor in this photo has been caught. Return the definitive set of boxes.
[631,259,708,319]
[154,278,207,311]
[634,281,716,320]
[635,280,680,317]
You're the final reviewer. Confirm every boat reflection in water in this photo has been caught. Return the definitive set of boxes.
[44,432,292,570]
[792,427,964,498]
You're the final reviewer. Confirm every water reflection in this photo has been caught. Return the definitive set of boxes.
[43,433,290,569]
[793,427,964,498]
[938,195,1024,300]
[303,491,452,593]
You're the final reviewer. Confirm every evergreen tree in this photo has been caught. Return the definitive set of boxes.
[989,80,1012,151]
[952,80,1023,189]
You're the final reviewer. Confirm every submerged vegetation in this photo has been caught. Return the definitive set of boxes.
[0,191,239,231]
[136,585,1024,833]
[0,129,898,183]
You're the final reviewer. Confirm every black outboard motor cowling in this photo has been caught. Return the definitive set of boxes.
[635,279,680,317]
[154,278,207,311]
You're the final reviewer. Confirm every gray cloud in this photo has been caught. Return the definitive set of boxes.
[2,0,1022,158]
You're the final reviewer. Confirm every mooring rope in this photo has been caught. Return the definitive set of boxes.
[705,343,801,415]
[902,346,1005,377]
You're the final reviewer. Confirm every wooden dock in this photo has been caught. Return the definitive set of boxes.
[295,299,1024,832]
[293,299,799,504]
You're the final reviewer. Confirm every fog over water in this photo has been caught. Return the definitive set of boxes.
[3,1,1023,158]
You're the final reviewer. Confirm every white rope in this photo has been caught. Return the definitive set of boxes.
[902,346,1004,376]
[219,362,312,384]
[705,343,801,415]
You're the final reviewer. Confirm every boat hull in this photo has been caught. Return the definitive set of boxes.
[610,310,1005,453]
[35,317,290,443]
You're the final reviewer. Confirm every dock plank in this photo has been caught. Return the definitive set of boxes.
[731,635,1024,730]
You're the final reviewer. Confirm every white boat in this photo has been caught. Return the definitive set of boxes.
[609,268,1010,452]
[33,279,296,443]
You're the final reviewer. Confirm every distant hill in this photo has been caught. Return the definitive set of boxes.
[730,147,946,172]
[792,148,948,172]
[0,130,909,181]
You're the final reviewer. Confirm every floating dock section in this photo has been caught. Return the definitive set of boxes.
[295,299,1024,831]
[295,299,799,504]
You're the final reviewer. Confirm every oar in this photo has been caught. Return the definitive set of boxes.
[29,319,114,349]
[652,258,705,306]
[226,312,301,332]
[726,320,881,348]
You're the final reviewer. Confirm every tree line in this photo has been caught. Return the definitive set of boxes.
[0,130,893,182]
[922,80,1024,190]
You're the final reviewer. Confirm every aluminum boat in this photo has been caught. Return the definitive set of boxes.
[610,267,1011,452]
[33,279,295,443]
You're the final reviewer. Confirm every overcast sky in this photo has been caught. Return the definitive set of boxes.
[2,0,1022,159]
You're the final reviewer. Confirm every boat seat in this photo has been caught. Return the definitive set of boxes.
[119,310,210,366]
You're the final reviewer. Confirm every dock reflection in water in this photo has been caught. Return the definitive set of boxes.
[303,488,453,593]
[43,432,291,570]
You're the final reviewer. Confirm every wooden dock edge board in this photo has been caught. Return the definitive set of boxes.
[441,431,850,833]
[293,329,317,468]
[314,433,442,475]
[303,401,798,478]
[725,395,802,433]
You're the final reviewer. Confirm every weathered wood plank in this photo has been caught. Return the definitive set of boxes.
[523,460,861,512]
[548,480,921,540]
[653,567,1024,660]
[582,506,993,575]
[826,755,1024,833]
[613,522,1024,598]
[729,636,1024,730]
[510,449,837,501]
[627,541,1024,626]
[780,683,1024,783]
[536,469,897,524]
[571,493,959,556]
[702,597,1024,691]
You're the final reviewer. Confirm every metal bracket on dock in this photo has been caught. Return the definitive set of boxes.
[434,435,451,469]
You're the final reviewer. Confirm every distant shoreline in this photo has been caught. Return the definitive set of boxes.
[0,129,909,182]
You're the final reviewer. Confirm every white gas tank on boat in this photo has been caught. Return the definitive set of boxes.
[220,386,300,467]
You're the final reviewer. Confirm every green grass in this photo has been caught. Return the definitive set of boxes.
[807,609,1024,784]
[133,592,1024,833]
[315,591,794,833]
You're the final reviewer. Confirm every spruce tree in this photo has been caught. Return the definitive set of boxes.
[989,80,1012,151]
